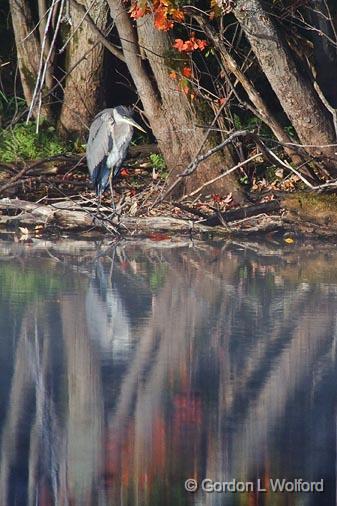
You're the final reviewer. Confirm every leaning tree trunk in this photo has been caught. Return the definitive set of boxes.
[58,0,108,138]
[233,0,337,174]
[9,0,52,120]
[108,0,244,201]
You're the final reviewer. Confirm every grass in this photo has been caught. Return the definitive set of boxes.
[0,121,70,163]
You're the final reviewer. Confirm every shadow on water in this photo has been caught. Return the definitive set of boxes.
[0,239,336,505]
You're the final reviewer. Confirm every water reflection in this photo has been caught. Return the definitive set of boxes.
[0,240,336,505]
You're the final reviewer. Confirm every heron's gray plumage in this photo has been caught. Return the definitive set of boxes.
[86,106,143,196]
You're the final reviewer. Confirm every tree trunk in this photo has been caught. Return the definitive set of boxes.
[108,0,244,201]
[233,0,337,173]
[58,0,108,138]
[9,0,52,120]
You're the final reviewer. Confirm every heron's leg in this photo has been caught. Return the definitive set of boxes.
[96,193,102,215]
[109,171,116,210]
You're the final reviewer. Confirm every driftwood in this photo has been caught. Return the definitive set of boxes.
[0,198,98,231]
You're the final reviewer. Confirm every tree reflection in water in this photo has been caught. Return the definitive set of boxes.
[0,241,336,505]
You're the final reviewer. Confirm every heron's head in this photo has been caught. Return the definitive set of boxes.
[113,106,146,133]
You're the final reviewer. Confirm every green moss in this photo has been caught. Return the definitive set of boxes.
[283,192,337,227]
[293,193,337,212]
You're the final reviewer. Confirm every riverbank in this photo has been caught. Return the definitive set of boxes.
[1,152,337,242]
[1,193,337,243]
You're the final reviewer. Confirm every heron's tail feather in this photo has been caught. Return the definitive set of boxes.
[92,162,110,196]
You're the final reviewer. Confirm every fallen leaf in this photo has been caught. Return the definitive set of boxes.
[147,233,170,241]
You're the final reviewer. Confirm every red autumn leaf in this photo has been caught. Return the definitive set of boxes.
[147,233,170,241]
[182,66,192,78]
[212,194,221,202]
[120,168,129,177]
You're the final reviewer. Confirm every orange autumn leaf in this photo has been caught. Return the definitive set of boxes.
[182,66,192,78]
[197,39,208,50]
[129,3,147,19]
[173,38,184,51]
[173,37,208,52]
[154,5,174,31]
[120,168,129,177]
[169,70,177,79]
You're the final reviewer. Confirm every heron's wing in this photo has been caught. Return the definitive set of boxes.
[86,112,114,192]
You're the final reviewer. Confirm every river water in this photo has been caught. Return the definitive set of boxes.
[0,239,336,506]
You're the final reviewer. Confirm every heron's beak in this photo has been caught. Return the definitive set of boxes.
[124,117,146,133]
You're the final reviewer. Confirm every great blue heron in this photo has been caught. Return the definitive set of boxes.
[86,106,146,201]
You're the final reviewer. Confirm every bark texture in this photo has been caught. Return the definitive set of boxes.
[58,0,108,138]
[233,0,337,172]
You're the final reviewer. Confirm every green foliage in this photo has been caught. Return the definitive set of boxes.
[149,153,166,171]
[284,125,296,138]
[0,121,68,162]
[233,113,271,136]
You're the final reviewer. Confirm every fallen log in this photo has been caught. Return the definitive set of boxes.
[204,200,281,226]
